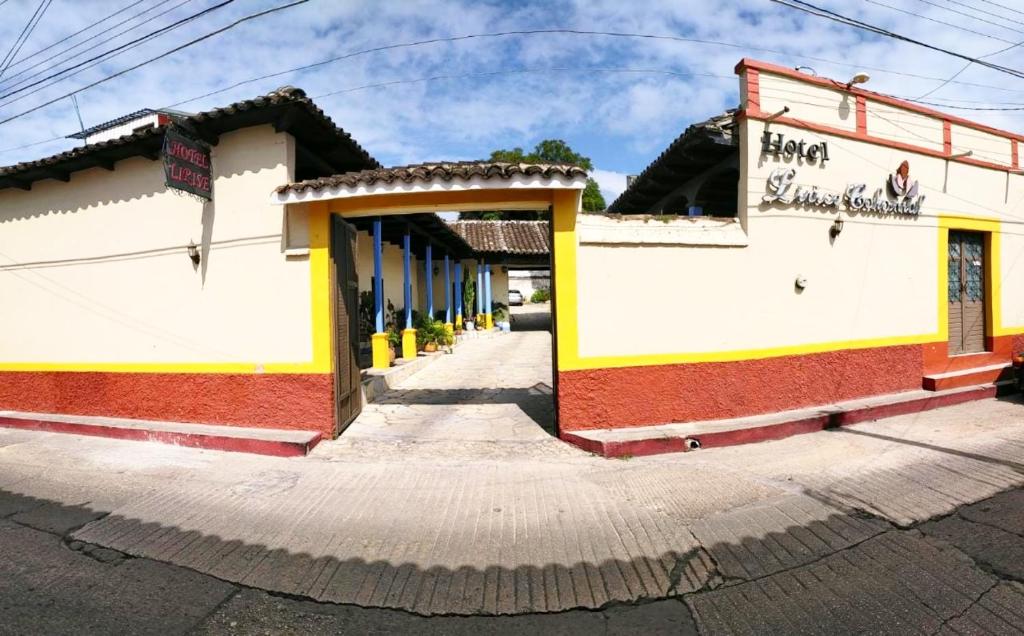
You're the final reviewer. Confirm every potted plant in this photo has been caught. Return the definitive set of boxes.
[386,330,400,364]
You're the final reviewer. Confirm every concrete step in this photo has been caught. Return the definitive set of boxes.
[922,363,1013,391]
[0,411,321,457]
[560,382,1015,458]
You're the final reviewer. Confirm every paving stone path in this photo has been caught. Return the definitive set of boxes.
[0,329,1022,631]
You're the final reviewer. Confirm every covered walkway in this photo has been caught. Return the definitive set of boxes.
[343,327,556,449]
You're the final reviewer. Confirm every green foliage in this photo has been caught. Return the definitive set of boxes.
[459,139,605,219]
[358,290,375,339]
[582,178,606,213]
[531,288,550,303]
[463,275,475,317]
[414,314,452,347]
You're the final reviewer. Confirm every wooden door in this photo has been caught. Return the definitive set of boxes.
[330,216,361,435]
[947,230,986,355]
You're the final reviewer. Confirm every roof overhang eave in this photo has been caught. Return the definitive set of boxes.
[271,173,588,206]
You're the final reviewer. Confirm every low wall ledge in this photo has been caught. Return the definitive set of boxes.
[578,214,748,247]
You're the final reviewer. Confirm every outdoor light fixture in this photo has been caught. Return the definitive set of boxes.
[765,106,790,122]
[949,150,973,159]
[187,240,200,266]
[794,66,817,76]
[433,266,439,276]
[847,72,871,88]
[830,217,844,239]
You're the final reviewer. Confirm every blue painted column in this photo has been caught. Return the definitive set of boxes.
[443,253,451,324]
[403,229,412,329]
[401,226,416,359]
[454,261,462,328]
[476,261,484,318]
[484,262,493,329]
[370,216,387,368]
[425,243,434,320]
[373,217,383,332]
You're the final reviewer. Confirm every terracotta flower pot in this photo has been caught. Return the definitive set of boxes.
[424,342,438,353]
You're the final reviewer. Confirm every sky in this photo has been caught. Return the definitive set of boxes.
[2,0,1024,205]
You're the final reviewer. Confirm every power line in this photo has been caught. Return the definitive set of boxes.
[772,0,1024,80]
[0,0,52,79]
[0,0,150,81]
[916,38,1024,100]
[0,0,310,128]
[913,0,1024,34]
[934,0,1024,26]
[0,0,194,95]
[971,0,1024,18]
[864,0,1018,44]
[0,0,227,106]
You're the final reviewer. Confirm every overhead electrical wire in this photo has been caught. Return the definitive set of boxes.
[5,21,1024,155]
[863,0,1018,44]
[772,0,1024,79]
[0,0,228,106]
[0,0,310,128]
[0,0,52,79]
[972,0,1024,18]
[0,0,197,96]
[912,0,1024,34]
[0,0,151,83]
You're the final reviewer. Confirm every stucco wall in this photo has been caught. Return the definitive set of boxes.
[574,115,1024,360]
[0,125,311,367]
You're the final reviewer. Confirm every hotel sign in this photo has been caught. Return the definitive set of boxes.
[163,128,212,200]
[761,132,830,164]
[762,167,925,216]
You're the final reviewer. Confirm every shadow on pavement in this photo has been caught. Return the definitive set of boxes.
[2,476,1024,632]
[374,384,556,435]
[509,309,551,332]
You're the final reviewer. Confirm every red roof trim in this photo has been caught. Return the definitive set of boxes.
[734,58,1024,144]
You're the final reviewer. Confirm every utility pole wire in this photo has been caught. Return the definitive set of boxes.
[0,0,310,128]
[772,0,1024,79]
[0,0,52,79]
[0,0,233,105]
[0,0,150,80]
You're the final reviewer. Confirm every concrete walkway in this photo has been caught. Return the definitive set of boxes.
[0,387,1021,626]
[341,326,560,456]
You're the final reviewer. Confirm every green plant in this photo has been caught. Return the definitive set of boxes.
[531,288,550,303]
[358,291,375,340]
[493,302,508,323]
[414,314,452,347]
[386,329,401,348]
[463,276,475,318]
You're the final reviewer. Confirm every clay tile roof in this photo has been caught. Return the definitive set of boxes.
[274,161,587,194]
[608,110,737,214]
[1,86,378,190]
[446,220,550,255]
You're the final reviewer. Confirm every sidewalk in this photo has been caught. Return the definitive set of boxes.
[0,395,1022,621]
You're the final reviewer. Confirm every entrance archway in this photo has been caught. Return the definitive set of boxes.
[274,163,586,441]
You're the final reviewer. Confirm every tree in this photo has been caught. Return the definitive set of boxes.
[459,139,606,219]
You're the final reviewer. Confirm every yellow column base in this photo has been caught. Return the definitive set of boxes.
[485,313,493,330]
[443,323,454,343]
[455,314,463,330]
[371,332,390,369]
[402,328,417,359]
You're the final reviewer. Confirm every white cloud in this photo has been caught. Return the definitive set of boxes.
[591,168,628,203]
[1,0,1023,184]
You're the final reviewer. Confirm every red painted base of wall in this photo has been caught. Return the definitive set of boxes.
[558,344,924,431]
[560,382,1003,458]
[0,372,336,438]
[0,415,321,457]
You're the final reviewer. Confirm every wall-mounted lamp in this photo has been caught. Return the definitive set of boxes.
[846,72,870,88]
[432,266,439,276]
[187,240,201,266]
[949,150,973,159]
[830,217,844,239]
[765,106,790,122]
